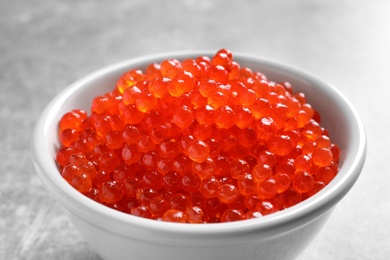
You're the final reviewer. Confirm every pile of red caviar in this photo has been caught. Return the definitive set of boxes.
[56,49,340,223]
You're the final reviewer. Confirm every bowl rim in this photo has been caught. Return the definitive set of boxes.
[32,50,366,238]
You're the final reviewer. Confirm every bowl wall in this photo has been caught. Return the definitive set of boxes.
[67,209,334,260]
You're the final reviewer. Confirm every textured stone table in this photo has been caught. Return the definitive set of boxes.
[1,0,389,259]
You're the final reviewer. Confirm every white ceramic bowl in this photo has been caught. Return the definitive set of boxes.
[32,51,366,260]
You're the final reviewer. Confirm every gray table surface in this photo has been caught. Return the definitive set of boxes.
[1,0,389,259]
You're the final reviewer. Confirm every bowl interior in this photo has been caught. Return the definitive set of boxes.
[33,51,366,238]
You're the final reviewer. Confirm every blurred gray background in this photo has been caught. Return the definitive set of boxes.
[1,0,389,259]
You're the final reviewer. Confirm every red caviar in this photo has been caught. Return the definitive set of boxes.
[56,49,340,223]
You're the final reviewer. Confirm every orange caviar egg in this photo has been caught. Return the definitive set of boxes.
[216,184,240,204]
[294,154,313,172]
[59,109,87,131]
[148,78,170,98]
[237,174,256,196]
[187,139,210,163]
[56,49,340,223]
[194,105,215,125]
[173,105,194,129]
[235,106,254,129]
[59,128,79,147]
[215,105,235,129]
[116,69,144,94]
[312,147,334,167]
[135,92,158,113]
[168,71,196,97]
[267,135,293,156]
[122,86,142,105]
[252,163,273,182]
[221,209,244,222]
[292,170,315,193]
[273,172,291,193]
[185,206,204,223]
[257,178,278,199]
[162,209,187,223]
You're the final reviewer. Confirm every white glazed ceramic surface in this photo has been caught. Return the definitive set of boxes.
[32,51,366,260]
